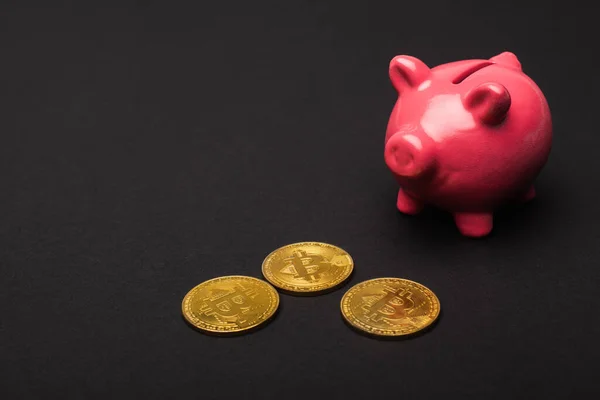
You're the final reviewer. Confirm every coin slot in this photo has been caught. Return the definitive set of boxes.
[452,61,493,84]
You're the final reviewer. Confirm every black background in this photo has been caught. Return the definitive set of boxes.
[1,1,598,398]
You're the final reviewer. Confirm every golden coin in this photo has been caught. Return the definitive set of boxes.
[261,242,354,294]
[181,275,279,335]
[340,277,440,337]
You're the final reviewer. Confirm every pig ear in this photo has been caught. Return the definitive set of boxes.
[389,55,431,93]
[489,51,522,71]
[462,82,511,125]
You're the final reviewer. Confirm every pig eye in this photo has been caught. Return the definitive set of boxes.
[452,61,493,84]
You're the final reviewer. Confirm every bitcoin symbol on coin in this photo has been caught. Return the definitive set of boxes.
[198,283,259,327]
[361,285,415,325]
[182,276,279,335]
[341,278,440,337]
[262,242,354,294]
[279,250,331,282]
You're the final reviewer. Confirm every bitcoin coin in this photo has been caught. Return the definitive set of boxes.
[340,277,440,337]
[181,275,279,335]
[261,242,354,294]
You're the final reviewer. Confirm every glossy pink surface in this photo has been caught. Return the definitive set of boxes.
[384,52,552,237]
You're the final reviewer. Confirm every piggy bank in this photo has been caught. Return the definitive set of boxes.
[384,52,552,237]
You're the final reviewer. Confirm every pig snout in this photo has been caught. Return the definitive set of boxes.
[384,133,436,178]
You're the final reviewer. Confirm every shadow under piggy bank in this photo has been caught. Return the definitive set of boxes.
[392,181,559,243]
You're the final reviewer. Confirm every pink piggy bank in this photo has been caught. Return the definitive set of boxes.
[384,52,552,237]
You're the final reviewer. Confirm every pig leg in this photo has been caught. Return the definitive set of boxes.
[453,212,493,237]
[396,188,423,215]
